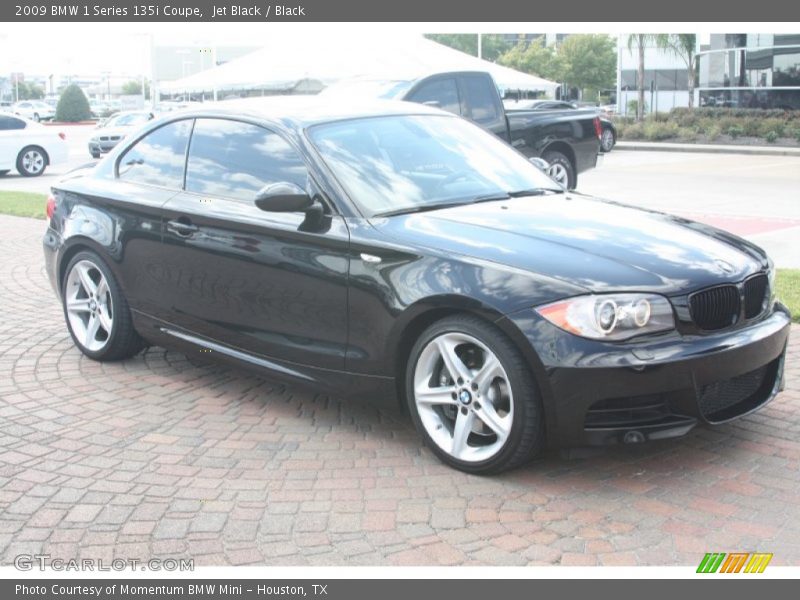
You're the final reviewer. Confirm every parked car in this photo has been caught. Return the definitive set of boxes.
[43,99,790,474]
[504,98,618,153]
[0,114,68,177]
[321,72,601,189]
[11,100,56,122]
[88,110,155,158]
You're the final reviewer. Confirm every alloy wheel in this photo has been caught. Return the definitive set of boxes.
[601,129,615,152]
[22,150,45,175]
[413,332,514,462]
[64,260,114,352]
[547,163,569,187]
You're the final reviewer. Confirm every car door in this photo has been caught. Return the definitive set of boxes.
[0,116,26,169]
[159,117,350,371]
[101,118,194,320]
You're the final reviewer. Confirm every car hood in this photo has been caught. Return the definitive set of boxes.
[371,194,768,295]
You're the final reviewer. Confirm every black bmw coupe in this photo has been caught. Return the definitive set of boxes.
[43,98,790,473]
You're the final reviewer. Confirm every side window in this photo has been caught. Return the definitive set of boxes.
[462,76,501,124]
[0,116,26,130]
[408,78,461,115]
[185,119,308,202]
[117,119,192,188]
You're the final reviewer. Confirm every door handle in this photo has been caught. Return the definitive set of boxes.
[167,218,199,237]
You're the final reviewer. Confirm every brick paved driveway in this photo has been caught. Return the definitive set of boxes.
[1,214,798,567]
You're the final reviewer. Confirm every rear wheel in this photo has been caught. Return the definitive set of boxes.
[542,150,576,190]
[33,112,40,122]
[62,251,144,361]
[405,315,544,474]
[91,152,101,159]
[16,146,47,177]
[0,170,9,177]
[600,127,616,152]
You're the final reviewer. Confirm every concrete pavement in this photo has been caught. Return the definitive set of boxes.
[580,151,800,268]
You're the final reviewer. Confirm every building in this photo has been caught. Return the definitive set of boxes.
[617,33,800,114]
[617,37,690,115]
[697,34,800,109]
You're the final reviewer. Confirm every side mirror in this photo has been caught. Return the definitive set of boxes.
[254,182,313,213]
[529,157,550,172]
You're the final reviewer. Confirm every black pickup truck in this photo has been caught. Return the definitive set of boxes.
[322,71,601,189]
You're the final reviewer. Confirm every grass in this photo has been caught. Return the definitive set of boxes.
[777,269,800,323]
[0,190,48,220]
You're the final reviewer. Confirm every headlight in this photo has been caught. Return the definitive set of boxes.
[536,293,675,341]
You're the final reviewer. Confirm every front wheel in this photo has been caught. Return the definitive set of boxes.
[542,150,576,190]
[405,315,544,474]
[62,251,144,361]
[16,146,47,177]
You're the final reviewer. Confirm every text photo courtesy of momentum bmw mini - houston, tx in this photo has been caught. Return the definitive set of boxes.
[1,2,800,592]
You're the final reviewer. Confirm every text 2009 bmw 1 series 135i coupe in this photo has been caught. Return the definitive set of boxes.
[43,98,791,474]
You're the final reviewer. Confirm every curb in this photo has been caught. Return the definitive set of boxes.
[616,141,800,157]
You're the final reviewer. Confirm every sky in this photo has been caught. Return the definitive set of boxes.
[0,23,782,79]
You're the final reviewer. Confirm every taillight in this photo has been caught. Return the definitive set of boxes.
[46,194,56,219]
[58,132,66,140]
[593,117,602,140]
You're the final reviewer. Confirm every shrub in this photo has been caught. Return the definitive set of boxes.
[55,84,91,122]
[706,124,722,141]
[757,118,786,138]
[642,121,680,141]
[764,130,779,143]
[618,122,645,140]
[726,125,744,139]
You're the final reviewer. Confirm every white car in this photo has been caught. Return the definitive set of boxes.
[11,100,56,122]
[0,114,69,177]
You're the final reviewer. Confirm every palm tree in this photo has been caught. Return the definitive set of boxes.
[626,35,657,120]
[655,34,698,109]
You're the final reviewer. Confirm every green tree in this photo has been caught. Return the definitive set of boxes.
[15,81,45,100]
[55,84,91,122]
[559,35,616,102]
[654,34,698,108]
[121,79,150,99]
[425,34,511,62]
[497,37,563,82]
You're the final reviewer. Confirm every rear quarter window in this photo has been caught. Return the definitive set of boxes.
[117,119,193,189]
[0,116,26,130]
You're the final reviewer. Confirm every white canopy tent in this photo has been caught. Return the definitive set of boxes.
[159,34,558,98]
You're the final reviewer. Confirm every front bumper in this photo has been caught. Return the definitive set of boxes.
[503,305,791,448]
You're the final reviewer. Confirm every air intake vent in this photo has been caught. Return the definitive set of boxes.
[743,274,768,319]
[690,285,740,331]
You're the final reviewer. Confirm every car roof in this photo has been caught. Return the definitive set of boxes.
[161,96,451,129]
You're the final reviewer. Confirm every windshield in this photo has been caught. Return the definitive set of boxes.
[309,114,560,217]
[105,113,150,127]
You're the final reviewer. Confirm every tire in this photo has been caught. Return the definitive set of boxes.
[61,250,144,361]
[0,170,9,177]
[600,127,616,153]
[16,146,47,177]
[405,314,544,474]
[91,152,101,159]
[33,113,40,122]
[542,150,576,190]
